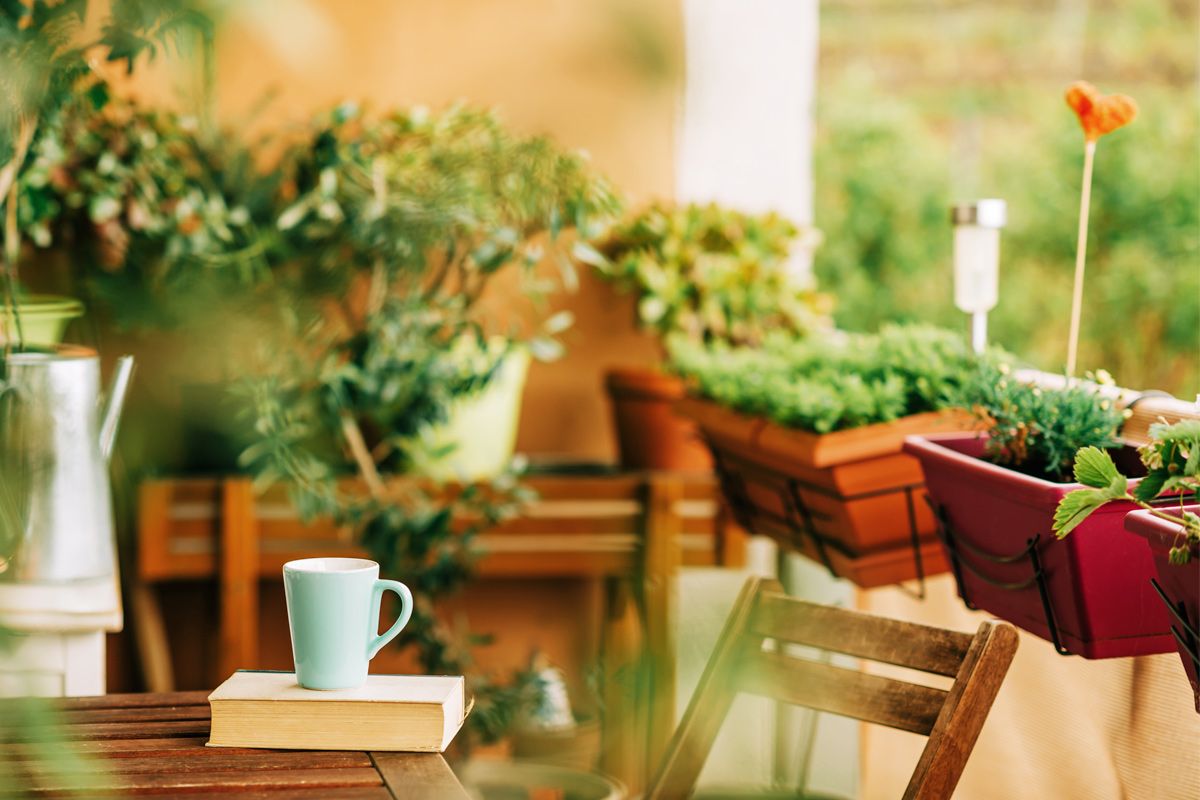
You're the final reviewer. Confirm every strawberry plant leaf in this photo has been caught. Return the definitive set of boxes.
[1133,469,1168,503]
[1073,445,1119,489]
[1053,487,1109,538]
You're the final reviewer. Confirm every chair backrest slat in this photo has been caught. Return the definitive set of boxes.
[646,577,1019,799]
[750,593,973,678]
[738,650,947,735]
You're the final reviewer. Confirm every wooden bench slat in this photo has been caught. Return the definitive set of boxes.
[738,649,948,735]
[751,592,972,678]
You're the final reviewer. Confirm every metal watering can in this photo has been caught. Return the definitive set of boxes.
[0,346,134,583]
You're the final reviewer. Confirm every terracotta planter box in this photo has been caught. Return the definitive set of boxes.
[1124,506,1200,711]
[606,368,712,472]
[904,432,1175,659]
[677,397,971,588]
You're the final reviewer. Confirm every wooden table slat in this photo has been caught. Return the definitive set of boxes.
[19,750,373,776]
[21,766,384,795]
[139,789,395,800]
[371,752,471,800]
[13,691,209,712]
[53,704,212,725]
[2,737,367,761]
[10,719,213,741]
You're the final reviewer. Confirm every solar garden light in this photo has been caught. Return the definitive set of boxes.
[951,199,1006,354]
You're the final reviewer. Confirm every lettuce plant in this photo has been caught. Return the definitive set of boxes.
[670,323,997,433]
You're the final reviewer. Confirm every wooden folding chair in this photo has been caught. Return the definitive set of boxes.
[647,577,1019,799]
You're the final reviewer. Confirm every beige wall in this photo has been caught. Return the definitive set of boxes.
[114,0,683,461]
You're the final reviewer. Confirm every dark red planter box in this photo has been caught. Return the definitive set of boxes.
[1124,506,1200,711]
[903,433,1174,659]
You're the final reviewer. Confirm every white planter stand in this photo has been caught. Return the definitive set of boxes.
[0,572,122,697]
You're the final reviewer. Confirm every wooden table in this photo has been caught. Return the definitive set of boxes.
[1,691,469,798]
[134,471,742,791]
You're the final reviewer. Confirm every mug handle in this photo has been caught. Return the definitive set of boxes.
[367,579,414,660]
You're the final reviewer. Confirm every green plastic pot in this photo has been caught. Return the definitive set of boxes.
[409,342,531,482]
[0,296,84,345]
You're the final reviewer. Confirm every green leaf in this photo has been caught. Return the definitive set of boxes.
[1133,469,1168,503]
[1185,440,1200,477]
[528,336,565,362]
[1073,446,1120,489]
[542,310,574,335]
[571,240,608,269]
[1052,487,1109,538]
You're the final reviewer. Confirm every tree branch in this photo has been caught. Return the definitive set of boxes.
[339,411,385,499]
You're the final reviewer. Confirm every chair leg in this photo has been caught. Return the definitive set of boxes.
[129,580,175,692]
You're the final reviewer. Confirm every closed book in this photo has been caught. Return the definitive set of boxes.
[207,670,468,752]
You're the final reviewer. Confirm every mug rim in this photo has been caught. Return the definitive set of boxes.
[283,557,378,574]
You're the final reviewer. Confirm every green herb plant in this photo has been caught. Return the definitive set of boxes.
[0,0,212,351]
[670,323,996,433]
[241,104,617,743]
[20,94,279,330]
[969,369,1125,482]
[588,202,829,347]
[1053,420,1200,564]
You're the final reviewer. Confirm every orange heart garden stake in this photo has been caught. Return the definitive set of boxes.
[1064,81,1137,376]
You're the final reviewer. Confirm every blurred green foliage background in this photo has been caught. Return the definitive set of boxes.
[814,0,1199,396]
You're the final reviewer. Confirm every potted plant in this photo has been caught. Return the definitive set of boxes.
[1,2,210,578]
[903,372,1176,658]
[0,295,83,346]
[1,2,213,350]
[272,103,617,481]
[588,202,827,471]
[1054,420,1199,706]
[671,324,985,587]
[241,103,616,742]
[19,94,284,472]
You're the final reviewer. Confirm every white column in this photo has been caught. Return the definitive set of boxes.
[676,0,820,281]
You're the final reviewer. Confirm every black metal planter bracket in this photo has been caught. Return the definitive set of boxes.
[1150,578,1200,669]
[926,498,1072,656]
[707,439,929,598]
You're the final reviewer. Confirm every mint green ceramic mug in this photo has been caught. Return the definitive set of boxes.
[283,557,413,690]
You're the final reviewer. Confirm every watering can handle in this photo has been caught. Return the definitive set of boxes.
[99,355,135,464]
